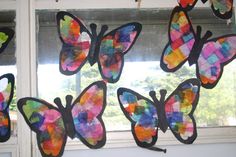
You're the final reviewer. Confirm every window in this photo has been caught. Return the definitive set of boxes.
[0,10,16,136]
[0,3,17,157]
[0,1,236,157]
[36,8,236,132]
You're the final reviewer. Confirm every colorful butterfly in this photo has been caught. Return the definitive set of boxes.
[117,79,200,151]
[178,0,233,19]
[57,11,142,83]
[0,27,14,54]
[161,6,236,89]
[17,81,107,157]
[0,73,15,142]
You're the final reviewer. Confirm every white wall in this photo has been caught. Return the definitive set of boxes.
[0,153,11,157]
[1,143,236,157]
[64,143,236,157]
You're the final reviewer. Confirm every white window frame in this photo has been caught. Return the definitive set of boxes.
[0,1,20,157]
[0,0,235,157]
[33,0,236,156]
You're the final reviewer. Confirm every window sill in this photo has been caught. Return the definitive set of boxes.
[0,137,17,157]
[0,136,17,146]
[64,127,236,150]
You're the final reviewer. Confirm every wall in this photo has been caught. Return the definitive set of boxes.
[0,153,11,157]
[63,143,236,157]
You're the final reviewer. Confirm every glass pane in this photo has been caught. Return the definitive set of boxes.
[36,8,236,132]
[0,10,16,138]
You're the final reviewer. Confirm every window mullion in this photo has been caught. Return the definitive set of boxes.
[16,0,33,157]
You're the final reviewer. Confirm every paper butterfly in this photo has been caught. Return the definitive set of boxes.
[161,6,236,89]
[17,81,107,157]
[178,0,233,19]
[57,11,142,83]
[0,27,14,54]
[117,79,200,151]
[0,73,14,142]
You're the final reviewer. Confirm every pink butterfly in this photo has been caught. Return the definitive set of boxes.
[161,6,236,89]
[57,11,142,83]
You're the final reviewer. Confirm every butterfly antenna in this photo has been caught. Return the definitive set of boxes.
[149,91,160,104]
[195,26,202,41]
[196,25,212,42]
[98,25,108,38]
[149,90,167,105]
[54,97,64,110]
[202,31,212,42]
[90,23,98,37]
[147,146,167,153]
[159,89,167,103]
[65,95,73,108]
[149,91,156,97]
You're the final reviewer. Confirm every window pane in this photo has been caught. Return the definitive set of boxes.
[36,8,236,132]
[0,10,16,137]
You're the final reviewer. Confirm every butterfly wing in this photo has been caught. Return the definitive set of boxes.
[57,11,92,75]
[0,74,14,142]
[164,79,200,144]
[71,81,107,148]
[209,0,233,19]
[178,0,198,10]
[197,35,236,88]
[17,98,67,157]
[0,28,14,54]
[98,22,142,83]
[117,88,158,148]
[161,6,196,72]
